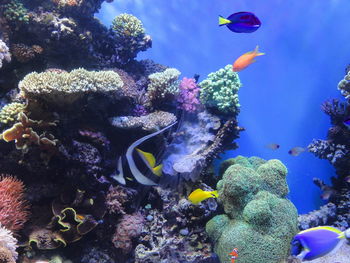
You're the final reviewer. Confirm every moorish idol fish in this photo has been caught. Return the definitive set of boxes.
[291,226,350,261]
[112,122,176,186]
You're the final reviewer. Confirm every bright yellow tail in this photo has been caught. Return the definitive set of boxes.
[219,15,231,26]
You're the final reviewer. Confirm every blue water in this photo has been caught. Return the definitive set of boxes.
[96,0,350,213]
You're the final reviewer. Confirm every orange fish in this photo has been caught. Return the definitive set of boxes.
[229,248,238,263]
[232,45,265,72]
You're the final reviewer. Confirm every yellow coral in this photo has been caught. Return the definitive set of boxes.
[0,102,26,124]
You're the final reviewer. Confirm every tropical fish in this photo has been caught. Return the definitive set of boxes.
[232,45,265,72]
[219,12,261,33]
[291,226,348,261]
[266,143,280,150]
[188,189,218,205]
[229,248,238,263]
[288,147,306,156]
[136,148,163,176]
[125,122,177,186]
[343,118,350,128]
[111,122,176,186]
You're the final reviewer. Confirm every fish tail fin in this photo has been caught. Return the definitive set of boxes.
[254,45,265,56]
[211,190,219,198]
[219,15,231,26]
[152,164,163,177]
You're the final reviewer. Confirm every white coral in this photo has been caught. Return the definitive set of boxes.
[0,39,11,68]
[0,224,18,261]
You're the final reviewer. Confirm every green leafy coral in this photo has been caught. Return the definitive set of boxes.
[199,64,241,114]
[1,0,29,24]
[206,156,298,263]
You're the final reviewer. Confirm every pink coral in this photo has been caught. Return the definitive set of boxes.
[0,175,30,232]
[177,77,201,112]
[112,213,144,254]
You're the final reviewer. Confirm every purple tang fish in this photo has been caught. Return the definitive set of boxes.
[291,226,347,261]
[219,12,261,33]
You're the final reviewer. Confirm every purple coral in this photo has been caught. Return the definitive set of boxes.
[177,77,201,112]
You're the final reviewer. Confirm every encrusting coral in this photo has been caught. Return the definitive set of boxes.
[199,64,241,115]
[18,69,124,107]
[0,224,18,263]
[206,156,298,263]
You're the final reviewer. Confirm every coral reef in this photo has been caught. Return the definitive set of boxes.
[109,111,177,132]
[0,175,30,233]
[177,77,201,112]
[0,39,11,69]
[0,102,26,125]
[206,156,298,263]
[199,64,241,115]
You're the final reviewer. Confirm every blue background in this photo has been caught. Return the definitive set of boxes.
[96,0,350,213]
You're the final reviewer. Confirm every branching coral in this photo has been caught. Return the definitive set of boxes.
[109,111,177,132]
[18,68,124,107]
[11,43,43,63]
[0,0,29,24]
[0,102,26,125]
[111,13,151,64]
[0,175,30,233]
[146,68,181,107]
[0,39,11,69]
[0,224,17,263]
[199,64,241,115]
[308,139,348,165]
[321,99,348,125]
[1,112,58,159]
[177,77,201,112]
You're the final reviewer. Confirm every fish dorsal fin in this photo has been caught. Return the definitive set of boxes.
[152,164,163,177]
[136,148,156,168]
[219,15,232,26]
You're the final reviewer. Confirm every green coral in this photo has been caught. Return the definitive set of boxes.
[206,156,298,263]
[18,68,124,107]
[0,102,26,125]
[337,71,350,100]
[199,64,241,114]
[146,68,181,106]
[1,0,29,24]
[112,13,145,38]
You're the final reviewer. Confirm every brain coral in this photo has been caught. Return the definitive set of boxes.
[18,68,124,107]
[199,64,241,115]
[206,156,298,263]
[0,224,18,262]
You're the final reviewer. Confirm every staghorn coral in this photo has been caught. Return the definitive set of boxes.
[111,13,151,64]
[308,139,348,165]
[0,102,26,125]
[112,213,144,254]
[18,68,124,107]
[206,156,298,263]
[109,111,177,132]
[0,175,30,233]
[146,68,181,107]
[0,39,11,69]
[11,44,43,63]
[199,64,241,115]
[177,77,201,112]
[0,224,17,263]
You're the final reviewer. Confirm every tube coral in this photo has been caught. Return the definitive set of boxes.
[0,175,30,232]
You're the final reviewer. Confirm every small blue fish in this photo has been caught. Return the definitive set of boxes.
[291,226,347,261]
[219,12,261,33]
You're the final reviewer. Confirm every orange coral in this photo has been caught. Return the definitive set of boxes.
[0,175,30,232]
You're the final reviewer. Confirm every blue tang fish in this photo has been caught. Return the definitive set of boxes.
[291,226,348,261]
[219,12,261,33]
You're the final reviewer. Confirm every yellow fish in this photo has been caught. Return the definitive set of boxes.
[232,45,265,72]
[188,189,219,205]
[136,148,163,176]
